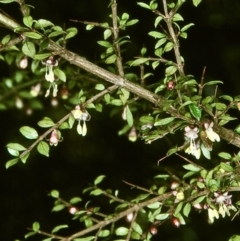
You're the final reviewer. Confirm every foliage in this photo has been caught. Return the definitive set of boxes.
[1,0,240,240]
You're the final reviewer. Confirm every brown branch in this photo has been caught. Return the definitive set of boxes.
[0,12,240,148]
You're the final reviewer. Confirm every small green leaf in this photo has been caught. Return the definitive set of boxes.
[1,34,11,45]
[130,58,149,66]
[65,27,78,39]
[5,158,19,169]
[126,105,134,127]
[94,175,106,185]
[115,227,129,236]
[154,117,175,126]
[34,19,54,29]
[34,53,52,60]
[220,162,234,172]
[90,189,103,196]
[137,2,150,9]
[20,152,30,164]
[20,126,38,139]
[189,104,201,121]
[183,164,201,172]
[23,32,42,39]
[155,213,169,220]
[229,235,240,241]
[181,23,194,32]
[203,80,223,86]
[54,68,66,82]
[69,197,82,204]
[218,152,232,160]
[32,222,40,232]
[22,41,36,58]
[148,31,166,39]
[52,224,68,233]
[23,16,33,28]
[24,231,36,239]
[51,190,59,198]
[158,186,167,194]
[165,66,177,76]
[192,195,206,205]
[154,16,163,28]
[174,202,183,215]
[38,117,55,127]
[104,29,112,40]
[183,203,191,217]
[99,229,110,237]
[37,141,49,157]
[52,204,65,212]
[147,202,161,209]
[133,222,143,235]
[95,84,105,90]
[6,143,26,151]
[192,0,202,7]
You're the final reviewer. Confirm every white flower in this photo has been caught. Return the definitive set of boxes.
[47,129,63,146]
[72,105,91,136]
[204,122,220,142]
[184,126,201,159]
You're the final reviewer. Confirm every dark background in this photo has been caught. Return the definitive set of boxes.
[1,0,240,240]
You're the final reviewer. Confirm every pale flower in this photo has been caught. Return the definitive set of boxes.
[184,126,201,159]
[204,122,220,142]
[72,105,91,136]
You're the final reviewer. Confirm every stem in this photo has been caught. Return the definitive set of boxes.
[162,0,185,77]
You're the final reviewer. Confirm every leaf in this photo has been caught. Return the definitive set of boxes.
[165,66,177,76]
[34,53,52,60]
[147,202,161,209]
[0,0,16,3]
[183,164,201,172]
[90,189,103,196]
[174,202,183,215]
[203,80,223,86]
[192,0,202,7]
[69,197,82,204]
[189,104,201,121]
[34,19,54,29]
[6,143,26,151]
[20,152,30,163]
[218,152,232,160]
[54,68,66,82]
[5,158,19,169]
[95,84,105,90]
[155,213,169,220]
[23,16,33,28]
[50,190,59,198]
[23,32,42,39]
[183,203,191,217]
[52,204,65,212]
[154,16,163,28]
[32,222,40,232]
[65,27,78,39]
[229,235,240,241]
[126,105,134,127]
[38,117,55,127]
[20,126,38,139]
[104,29,112,40]
[220,162,234,172]
[37,141,49,157]
[148,31,166,39]
[2,34,11,45]
[130,58,149,66]
[181,23,194,32]
[133,222,143,235]
[99,230,110,237]
[154,117,175,126]
[52,224,68,233]
[192,195,206,205]
[22,41,36,58]
[115,227,129,236]
[137,2,150,9]
[94,175,106,185]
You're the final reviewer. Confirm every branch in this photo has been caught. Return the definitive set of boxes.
[0,12,240,148]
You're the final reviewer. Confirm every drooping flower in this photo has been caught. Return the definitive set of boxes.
[42,56,59,97]
[47,129,63,146]
[204,122,220,142]
[71,105,91,136]
[184,126,201,159]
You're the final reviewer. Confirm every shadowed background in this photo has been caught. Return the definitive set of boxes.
[1,0,240,240]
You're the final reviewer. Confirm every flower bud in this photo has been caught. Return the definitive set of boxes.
[68,206,78,215]
[126,213,134,222]
[150,225,158,235]
[172,218,180,227]
[166,80,175,90]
